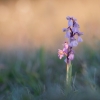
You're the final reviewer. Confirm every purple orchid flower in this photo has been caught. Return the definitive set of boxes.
[58,16,83,63]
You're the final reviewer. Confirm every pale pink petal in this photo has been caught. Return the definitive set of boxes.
[58,49,64,59]
[64,42,68,49]
[59,55,64,59]
[58,49,63,54]
[68,53,74,60]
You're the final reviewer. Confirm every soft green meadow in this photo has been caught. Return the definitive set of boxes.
[0,44,100,100]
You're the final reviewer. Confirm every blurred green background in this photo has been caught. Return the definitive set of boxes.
[0,0,100,100]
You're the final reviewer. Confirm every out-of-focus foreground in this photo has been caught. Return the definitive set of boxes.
[0,45,100,100]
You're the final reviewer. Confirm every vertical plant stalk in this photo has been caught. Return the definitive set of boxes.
[58,16,83,88]
[66,63,72,87]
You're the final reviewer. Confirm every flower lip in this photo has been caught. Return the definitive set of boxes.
[58,49,64,55]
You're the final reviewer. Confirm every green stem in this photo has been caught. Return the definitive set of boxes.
[66,62,72,88]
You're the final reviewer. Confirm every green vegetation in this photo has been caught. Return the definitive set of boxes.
[0,44,100,100]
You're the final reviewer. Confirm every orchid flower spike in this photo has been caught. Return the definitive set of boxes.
[58,16,83,63]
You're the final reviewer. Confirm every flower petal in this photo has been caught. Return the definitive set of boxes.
[63,28,67,32]
[68,20,73,27]
[70,40,78,47]
[66,16,71,20]
[64,42,69,49]
[68,53,74,60]
[58,49,64,59]
[72,26,79,33]
[66,31,70,38]
[78,36,83,42]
